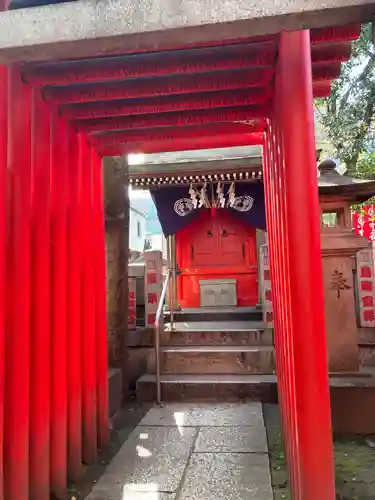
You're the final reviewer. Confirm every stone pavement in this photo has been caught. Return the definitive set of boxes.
[85,403,273,500]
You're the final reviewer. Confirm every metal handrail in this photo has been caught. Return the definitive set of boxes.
[154,269,171,405]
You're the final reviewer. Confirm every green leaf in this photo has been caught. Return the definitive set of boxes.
[314,23,375,179]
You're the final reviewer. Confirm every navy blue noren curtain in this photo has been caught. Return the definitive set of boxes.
[151,183,266,237]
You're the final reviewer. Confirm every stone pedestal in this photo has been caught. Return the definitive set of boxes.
[321,228,369,371]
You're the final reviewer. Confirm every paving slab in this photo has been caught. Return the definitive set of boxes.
[178,453,273,500]
[87,489,176,500]
[85,403,271,500]
[85,426,196,499]
[194,425,268,453]
[139,402,263,427]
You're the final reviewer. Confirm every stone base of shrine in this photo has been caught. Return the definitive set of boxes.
[108,368,123,417]
[330,375,375,435]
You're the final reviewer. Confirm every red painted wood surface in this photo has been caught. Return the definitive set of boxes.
[61,89,271,120]
[310,24,360,43]
[312,63,341,82]
[312,80,331,98]
[75,107,267,134]
[24,26,360,87]
[4,66,31,500]
[62,81,328,122]
[0,62,7,500]
[176,210,258,308]
[80,135,98,464]
[310,41,352,62]
[91,122,262,148]
[44,61,340,108]
[264,31,335,500]
[99,132,264,156]
[29,88,51,500]
[66,128,83,481]
[0,17,6,500]
[92,148,109,449]
[45,70,273,104]
[50,111,69,499]
[25,41,276,85]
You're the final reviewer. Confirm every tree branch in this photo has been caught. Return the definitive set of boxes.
[338,54,375,112]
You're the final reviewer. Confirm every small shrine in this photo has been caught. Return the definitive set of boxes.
[151,179,266,309]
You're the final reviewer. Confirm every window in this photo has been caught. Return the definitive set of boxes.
[322,212,338,227]
[137,221,141,238]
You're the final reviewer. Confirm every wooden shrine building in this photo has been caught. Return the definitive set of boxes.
[0,0,373,498]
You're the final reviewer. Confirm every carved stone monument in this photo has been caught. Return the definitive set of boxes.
[319,159,375,372]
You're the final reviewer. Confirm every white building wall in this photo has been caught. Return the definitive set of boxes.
[129,207,146,252]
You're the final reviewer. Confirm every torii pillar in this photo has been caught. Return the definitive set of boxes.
[263,30,335,500]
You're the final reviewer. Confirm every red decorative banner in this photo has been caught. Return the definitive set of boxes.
[76,109,266,134]
[144,251,163,328]
[356,249,375,327]
[353,205,375,241]
[128,278,137,330]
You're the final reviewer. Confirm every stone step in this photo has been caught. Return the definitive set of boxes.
[136,373,278,403]
[147,345,275,375]
[168,307,263,323]
[164,322,273,346]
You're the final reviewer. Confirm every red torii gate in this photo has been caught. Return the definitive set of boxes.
[0,17,361,500]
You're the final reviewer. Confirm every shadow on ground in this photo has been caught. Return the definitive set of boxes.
[68,401,152,500]
[263,404,375,500]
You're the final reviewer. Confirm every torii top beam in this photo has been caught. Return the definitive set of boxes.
[0,0,373,62]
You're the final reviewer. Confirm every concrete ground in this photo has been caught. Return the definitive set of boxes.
[84,403,273,500]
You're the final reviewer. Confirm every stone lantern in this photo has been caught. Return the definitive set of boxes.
[319,159,375,372]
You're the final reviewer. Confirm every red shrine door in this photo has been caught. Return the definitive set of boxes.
[176,209,259,308]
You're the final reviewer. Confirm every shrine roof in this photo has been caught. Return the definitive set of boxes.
[128,146,263,165]
[318,160,375,202]
[128,146,263,188]
[19,24,362,158]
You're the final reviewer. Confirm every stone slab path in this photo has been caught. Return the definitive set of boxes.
[85,403,273,500]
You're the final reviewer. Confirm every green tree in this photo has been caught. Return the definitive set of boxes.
[315,23,375,177]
